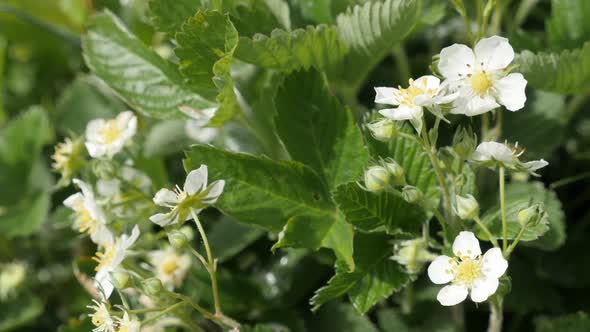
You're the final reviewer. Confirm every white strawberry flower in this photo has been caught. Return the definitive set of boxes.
[471,141,548,175]
[428,231,508,306]
[149,165,225,227]
[88,300,116,332]
[94,226,140,299]
[438,36,527,116]
[64,179,113,245]
[375,75,456,131]
[85,111,137,159]
[148,247,192,289]
[115,312,140,332]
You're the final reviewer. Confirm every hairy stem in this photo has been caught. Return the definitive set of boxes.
[504,225,527,257]
[488,298,504,332]
[474,216,500,248]
[499,167,508,251]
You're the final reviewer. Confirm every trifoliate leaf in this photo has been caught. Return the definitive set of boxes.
[311,233,412,313]
[516,42,590,94]
[83,10,215,119]
[235,25,347,73]
[175,11,240,126]
[274,70,369,188]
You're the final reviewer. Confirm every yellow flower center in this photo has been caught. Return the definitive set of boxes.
[98,120,122,144]
[94,245,116,271]
[73,201,97,235]
[90,310,107,327]
[453,258,481,286]
[161,258,178,275]
[470,71,493,96]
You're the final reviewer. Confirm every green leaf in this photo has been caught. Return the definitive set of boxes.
[241,324,290,332]
[83,10,215,119]
[275,70,369,188]
[546,0,590,50]
[235,25,347,73]
[148,0,201,35]
[292,0,334,24]
[184,145,354,268]
[535,312,590,332]
[503,91,566,159]
[333,182,424,234]
[0,294,44,331]
[183,145,333,233]
[516,42,590,94]
[143,120,192,158]
[208,216,265,263]
[175,11,240,126]
[0,190,50,238]
[56,76,125,134]
[308,302,379,332]
[478,181,566,251]
[330,0,421,87]
[226,0,291,37]
[311,233,412,313]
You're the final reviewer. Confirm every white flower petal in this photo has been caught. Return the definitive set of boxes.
[153,188,179,207]
[494,73,527,111]
[86,119,105,142]
[203,180,225,204]
[97,179,121,197]
[438,44,475,80]
[91,225,114,247]
[472,142,514,164]
[73,179,94,199]
[481,247,508,279]
[85,141,107,158]
[428,255,456,284]
[63,192,84,209]
[437,284,468,306]
[523,159,549,172]
[150,212,176,227]
[470,276,499,303]
[379,105,423,121]
[451,93,499,116]
[184,165,208,195]
[123,225,140,249]
[374,87,400,105]
[474,36,514,71]
[95,268,115,300]
[452,231,481,259]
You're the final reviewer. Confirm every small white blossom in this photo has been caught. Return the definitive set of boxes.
[94,226,140,299]
[0,261,27,300]
[438,36,527,116]
[375,75,456,131]
[88,300,116,332]
[86,111,137,159]
[116,312,140,332]
[391,238,437,274]
[97,167,153,218]
[471,141,548,175]
[64,179,113,245]
[148,247,191,289]
[428,231,508,306]
[149,165,225,227]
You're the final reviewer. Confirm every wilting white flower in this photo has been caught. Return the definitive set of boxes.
[115,312,140,332]
[88,300,116,332]
[149,165,225,227]
[375,75,456,131]
[64,179,113,245]
[438,36,527,116]
[391,238,437,274]
[0,261,27,300]
[148,247,191,289]
[428,231,508,306]
[85,111,137,159]
[471,141,548,175]
[51,137,85,186]
[94,226,140,299]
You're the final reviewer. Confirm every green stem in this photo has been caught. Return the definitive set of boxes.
[128,307,169,315]
[141,301,186,327]
[481,112,490,139]
[514,0,539,28]
[566,94,588,120]
[401,282,414,314]
[190,209,221,316]
[490,1,505,35]
[392,45,411,82]
[487,297,504,332]
[451,0,474,44]
[504,226,526,257]
[188,246,209,269]
[499,167,508,252]
[474,216,500,248]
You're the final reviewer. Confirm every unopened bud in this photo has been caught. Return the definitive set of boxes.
[363,166,391,193]
[517,203,545,228]
[367,119,397,142]
[180,226,195,241]
[168,230,188,249]
[453,126,477,159]
[110,269,130,289]
[143,278,163,295]
[385,160,406,186]
[402,186,423,203]
[455,194,479,220]
[392,238,437,274]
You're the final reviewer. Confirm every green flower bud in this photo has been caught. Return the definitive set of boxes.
[454,194,479,220]
[363,166,391,193]
[402,185,423,203]
[143,278,163,295]
[367,119,397,142]
[168,230,188,249]
[110,269,130,289]
[517,203,545,228]
[180,226,195,241]
[385,160,406,187]
[452,126,477,160]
